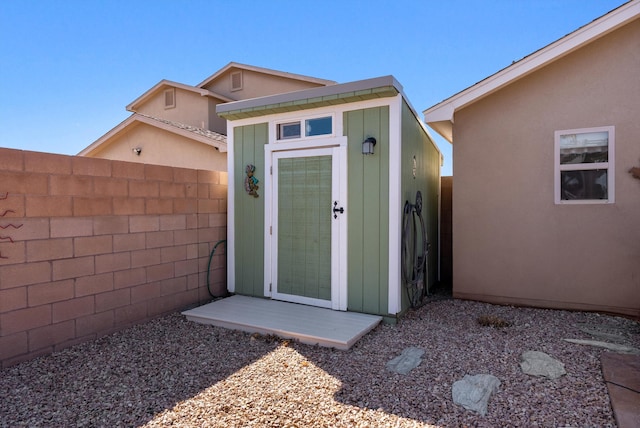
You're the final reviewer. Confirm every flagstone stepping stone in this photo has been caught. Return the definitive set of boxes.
[520,351,566,379]
[452,374,501,416]
[386,347,425,375]
[563,339,640,355]
[575,325,629,343]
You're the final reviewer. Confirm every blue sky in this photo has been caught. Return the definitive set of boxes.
[0,0,626,176]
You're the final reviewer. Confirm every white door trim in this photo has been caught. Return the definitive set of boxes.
[264,137,348,310]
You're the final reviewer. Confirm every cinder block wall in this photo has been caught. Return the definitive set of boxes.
[0,148,227,368]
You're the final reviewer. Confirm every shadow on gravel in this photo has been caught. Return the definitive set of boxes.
[0,313,280,427]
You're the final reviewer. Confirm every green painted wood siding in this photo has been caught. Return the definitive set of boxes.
[233,123,267,297]
[344,107,390,315]
[401,100,440,309]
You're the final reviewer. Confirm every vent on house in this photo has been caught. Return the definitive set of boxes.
[230,71,243,91]
[164,88,175,109]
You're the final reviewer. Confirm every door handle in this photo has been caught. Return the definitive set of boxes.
[333,201,344,219]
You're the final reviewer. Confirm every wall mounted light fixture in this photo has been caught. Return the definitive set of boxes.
[362,137,376,155]
[132,147,142,155]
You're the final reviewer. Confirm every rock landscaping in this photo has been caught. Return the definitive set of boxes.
[1,298,638,427]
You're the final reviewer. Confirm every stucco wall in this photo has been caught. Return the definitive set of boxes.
[86,121,228,171]
[135,87,210,130]
[202,69,328,101]
[0,148,228,368]
[452,19,640,317]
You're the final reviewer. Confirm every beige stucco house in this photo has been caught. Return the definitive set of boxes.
[79,63,336,170]
[424,0,640,318]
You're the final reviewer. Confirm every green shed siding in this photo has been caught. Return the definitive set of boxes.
[344,106,390,315]
[233,123,268,297]
[400,101,440,300]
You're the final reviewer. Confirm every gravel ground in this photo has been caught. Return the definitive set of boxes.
[1,297,639,427]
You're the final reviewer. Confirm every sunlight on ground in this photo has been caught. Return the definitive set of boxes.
[143,343,441,427]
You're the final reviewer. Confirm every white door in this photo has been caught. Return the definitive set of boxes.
[270,146,347,310]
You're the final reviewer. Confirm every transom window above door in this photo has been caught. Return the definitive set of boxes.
[276,116,333,141]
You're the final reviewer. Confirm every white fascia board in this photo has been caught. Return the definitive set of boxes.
[423,1,640,131]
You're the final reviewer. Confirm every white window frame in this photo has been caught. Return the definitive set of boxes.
[554,125,615,204]
[274,114,334,142]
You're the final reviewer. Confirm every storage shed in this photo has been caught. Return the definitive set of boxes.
[217,76,442,319]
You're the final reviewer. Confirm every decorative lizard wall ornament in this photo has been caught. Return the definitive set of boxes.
[244,164,260,198]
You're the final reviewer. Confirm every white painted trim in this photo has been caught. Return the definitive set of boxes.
[266,139,348,310]
[273,113,336,142]
[388,94,403,315]
[226,123,236,293]
[333,145,348,311]
[424,1,640,140]
[264,147,273,298]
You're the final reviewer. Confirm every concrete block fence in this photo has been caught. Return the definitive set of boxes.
[0,148,227,368]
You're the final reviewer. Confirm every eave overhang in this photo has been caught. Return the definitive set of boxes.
[216,75,402,120]
[126,80,233,112]
[423,0,640,143]
[198,61,337,89]
[78,114,227,156]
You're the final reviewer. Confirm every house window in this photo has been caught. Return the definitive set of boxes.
[555,126,614,204]
[277,122,301,140]
[276,116,333,141]
[305,116,332,137]
[164,88,175,109]
[230,71,243,91]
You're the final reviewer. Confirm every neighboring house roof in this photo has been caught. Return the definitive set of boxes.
[126,79,234,112]
[423,0,640,143]
[217,75,403,120]
[197,61,337,89]
[78,113,227,156]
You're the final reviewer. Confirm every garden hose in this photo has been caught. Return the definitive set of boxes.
[207,239,227,298]
[401,191,430,308]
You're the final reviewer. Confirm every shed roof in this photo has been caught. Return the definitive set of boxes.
[423,0,640,143]
[216,75,403,120]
